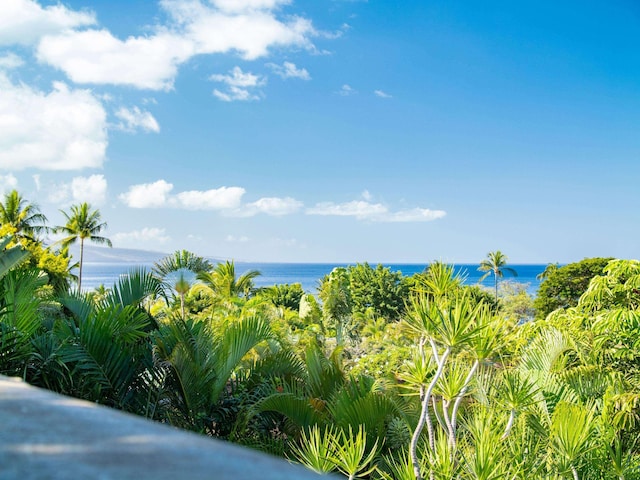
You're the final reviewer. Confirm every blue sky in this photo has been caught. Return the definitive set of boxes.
[0,0,638,263]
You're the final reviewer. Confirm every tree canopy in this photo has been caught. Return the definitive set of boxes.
[533,257,612,319]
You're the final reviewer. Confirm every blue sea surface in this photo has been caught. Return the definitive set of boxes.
[81,262,547,296]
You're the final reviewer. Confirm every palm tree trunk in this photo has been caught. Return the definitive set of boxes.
[494,273,498,301]
[79,238,84,292]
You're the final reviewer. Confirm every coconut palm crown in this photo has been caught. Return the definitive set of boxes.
[478,250,517,300]
[153,250,213,318]
[56,202,112,292]
[0,190,48,242]
[197,260,260,299]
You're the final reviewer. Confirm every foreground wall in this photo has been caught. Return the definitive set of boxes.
[0,376,327,480]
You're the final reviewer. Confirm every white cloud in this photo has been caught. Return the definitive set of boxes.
[174,186,245,210]
[37,29,194,91]
[0,75,107,170]
[166,0,315,60]
[234,196,303,216]
[210,0,291,13]
[71,174,107,205]
[210,66,266,101]
[113,227,170,246]
[35,0,316,91]
[384,208,446,222]
[115,106,160,133]
[0,53,24,69]
[267,61,310,80]
[307,200,446,222]
[212,87,258,102]
[338,84,355,96]
[32,174,40,191]
[361,190,372,201]
[0,0,95,46]
[307,200,387,219]
[120,180,246,210]
[374,89,392,98]
[119,180,174,208]
[0,174,18,194]
[211,67,265,87]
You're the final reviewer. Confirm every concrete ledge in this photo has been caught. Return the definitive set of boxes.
[0,376,327,480]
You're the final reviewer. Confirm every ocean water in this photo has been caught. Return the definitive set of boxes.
[81,262,547,296]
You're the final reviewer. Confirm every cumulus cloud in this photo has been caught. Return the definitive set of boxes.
[35,0,315,90]
[0,174,18,194]
[0,75,107,170]
[115,106,160,133]
[119,180,305,217]
[307,200,446,222]
[174,186,245,210]
[120,180,246,210]
[266,61,310,80]
[0,53,24,69]
[374,89,392,98]
[233,196,303,216]
[165,0,314,60]
[37,29,193,91]
[71,174,107,205]
[119,180,174,208]
[210,66,266,101]
[113,227,170,246]
[0,0,95,46]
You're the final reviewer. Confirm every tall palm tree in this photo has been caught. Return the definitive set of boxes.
[56,203,112,292]
[153,250,212,319]
[0,190,48,242]
[478,250,517,300]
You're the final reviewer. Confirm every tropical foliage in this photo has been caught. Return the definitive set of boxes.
[0,190,638,479]
[533,257,612,319]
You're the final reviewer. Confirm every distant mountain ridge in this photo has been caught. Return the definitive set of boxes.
[69,245,168,264]
[68,245,228,265]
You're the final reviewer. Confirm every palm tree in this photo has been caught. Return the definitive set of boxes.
[56,203,112,292]
[197,260,260,299]
[0,190,48,241]
[478,250,517,300]
[153,250,212,319]
[536,262,559,281]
